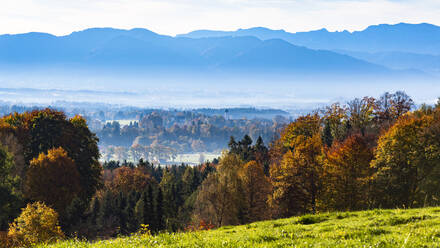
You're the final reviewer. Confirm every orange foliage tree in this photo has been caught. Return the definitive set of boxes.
[240,160,272,222]
[270,114,324,216]
[0,109,101,202]
[108,167,156,193]
[322,135,374,211]
[25,147,81,215]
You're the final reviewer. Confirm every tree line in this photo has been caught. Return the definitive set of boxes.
[193,91,440,226]
[98,111,286,162]
[1,91,440,246]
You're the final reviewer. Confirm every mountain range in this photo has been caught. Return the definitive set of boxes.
[178,23,440,74]
[0,23,439,76]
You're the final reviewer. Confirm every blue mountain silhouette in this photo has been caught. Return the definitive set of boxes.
[0,27,391,75]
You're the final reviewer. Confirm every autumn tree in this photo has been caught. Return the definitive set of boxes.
[0,109,102,202]
[371,112,440,208]
[322,135,374,211]
[25,147,81,216]
[193,153,244,227]
[375,91,414,127]
[8,202,64,247]
[270,114,323,216]
[109,167,156,194]
[240,160,272,222]
[321,103,348,146]
[347,97,376,136]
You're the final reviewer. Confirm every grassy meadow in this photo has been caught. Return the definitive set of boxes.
[39,207,440,248]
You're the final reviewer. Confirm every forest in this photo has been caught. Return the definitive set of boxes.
[0,103,290,163]
[97,111,286,163]
[1,91,440,247]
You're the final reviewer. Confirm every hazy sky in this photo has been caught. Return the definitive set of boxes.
[1,0,440,36]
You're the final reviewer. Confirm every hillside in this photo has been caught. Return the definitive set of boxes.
[40,207,440,247]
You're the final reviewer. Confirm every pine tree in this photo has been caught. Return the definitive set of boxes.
[228,136,238,154]
[322,119,333,147]
[239,135,253,161]
[125,190,139,233]
[134,197,145,226]
[253,136,270,176]
[64,196,87,233]
[155,188,164,231]
[145,185,155,228]
[97,191,113,230]
[89,197,100,227]
[115,192,127,234]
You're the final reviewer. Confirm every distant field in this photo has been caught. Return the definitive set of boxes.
[105,120,138,126]
[40,207,440,247]
[168,153,221,165]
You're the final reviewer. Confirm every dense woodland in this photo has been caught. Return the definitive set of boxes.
[2,91,440,247]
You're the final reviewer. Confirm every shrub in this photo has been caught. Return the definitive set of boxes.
[8,202,64,247]
[296,215,327,225]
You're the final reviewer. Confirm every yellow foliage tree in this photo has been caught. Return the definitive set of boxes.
[193,153,244,227]
[8,202,64,247]
[270,134,324,216]
[371,112,440,208]
[279,114,321,150]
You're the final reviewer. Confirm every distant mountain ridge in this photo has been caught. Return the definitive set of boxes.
[178,23,440,55]
[0,27,394,75]
[178,23,440,74]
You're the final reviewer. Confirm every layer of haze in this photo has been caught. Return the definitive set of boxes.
[0,68,438,109]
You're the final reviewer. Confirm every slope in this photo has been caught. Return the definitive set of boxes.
[40,207,440,247]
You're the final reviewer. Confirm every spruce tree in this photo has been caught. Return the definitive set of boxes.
[125,190,139,233]
[145,185,155,228]
[322,119,333,147]
[97,191,113,230]
[115,192,127,234]
[64,196,87,233]
[155,188,164,231]
[134,196,145,226]
[89,197,100,227]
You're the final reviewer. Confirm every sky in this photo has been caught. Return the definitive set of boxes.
[1,0,440,36]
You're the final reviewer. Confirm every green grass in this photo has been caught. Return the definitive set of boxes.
[39,207,440,248]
